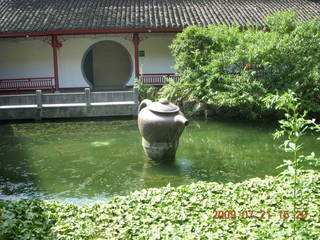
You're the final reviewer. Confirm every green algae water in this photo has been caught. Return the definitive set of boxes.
[0,119,319,204]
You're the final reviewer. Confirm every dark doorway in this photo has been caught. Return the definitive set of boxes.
[83,41,132,90]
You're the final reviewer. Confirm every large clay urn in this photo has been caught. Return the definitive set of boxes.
[138,98,189,161]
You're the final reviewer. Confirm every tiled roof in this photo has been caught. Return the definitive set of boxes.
[0,0,319,34]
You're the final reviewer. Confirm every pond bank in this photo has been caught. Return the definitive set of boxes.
[0,89,138,120]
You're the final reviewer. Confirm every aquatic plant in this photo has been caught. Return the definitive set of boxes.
[1,170,320,239]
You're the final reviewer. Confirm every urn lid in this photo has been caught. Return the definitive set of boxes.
[149,98,180,113]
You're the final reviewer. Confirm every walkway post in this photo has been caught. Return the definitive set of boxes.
[85,88,91,107]
[132,33,140,78]
[36,90,42,109]
[51,35,61,91]
[35,90,42,121]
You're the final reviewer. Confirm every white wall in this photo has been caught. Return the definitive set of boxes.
[0,33,177,88]
[139,33,176,75]
[0,38,53,78]
[59,34,134,88]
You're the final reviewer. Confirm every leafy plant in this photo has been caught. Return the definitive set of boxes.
[265,9,297,33]
[134,78,194,106]
[158,79,194,105]
[134,79,158,102]
[170,10,320,119]
[1,171,320,239]
[263,90,320,238]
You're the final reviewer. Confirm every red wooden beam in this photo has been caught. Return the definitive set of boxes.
[0,28,182,38]
[141,73,176,76]
[51,35,60,91]
[0,77,55,81]
[132,33,140,78]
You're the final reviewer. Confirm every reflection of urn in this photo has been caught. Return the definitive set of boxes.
[138,98,189,161]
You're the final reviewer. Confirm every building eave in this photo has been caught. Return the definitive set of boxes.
[0,28,183,38]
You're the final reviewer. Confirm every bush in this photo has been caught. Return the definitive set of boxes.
[134,79,195,111]
[134,79,158,102]
[1,170,320,239]
[158,79,194,106]
[264,91,320,238]
[170,10,320,119]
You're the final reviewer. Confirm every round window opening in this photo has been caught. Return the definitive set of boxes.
[82,40,132,90]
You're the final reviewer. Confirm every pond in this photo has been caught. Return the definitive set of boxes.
[0,119,319,204]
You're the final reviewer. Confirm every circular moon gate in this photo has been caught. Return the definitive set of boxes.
[82,40,132,90]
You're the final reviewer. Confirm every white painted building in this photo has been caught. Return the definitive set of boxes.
[0,33,177,91]
[0,0,319,93]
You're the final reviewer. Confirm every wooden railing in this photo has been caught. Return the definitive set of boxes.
[0,77,55,93]
[140,73,180,86]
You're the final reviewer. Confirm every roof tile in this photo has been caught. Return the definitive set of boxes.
[0,0,319,34]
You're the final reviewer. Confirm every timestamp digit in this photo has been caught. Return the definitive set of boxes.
[230,210,237,219]
[225,210,237,219]
[212,210,218,219]
[242,210,253,218]
[280,210,290,219]
[296,210,308,219]
[218,210,225,219]
[260,210,271,219]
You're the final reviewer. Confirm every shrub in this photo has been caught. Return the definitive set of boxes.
[134,78,194,109]
[170,10,320,119]
[264,90,320,238]
[265,9,297,33]
[158,79,194,106]
[134,79,158,102]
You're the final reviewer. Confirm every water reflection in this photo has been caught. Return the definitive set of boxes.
[0,124,41,199]
[0,119,319,204]
[141,159,182,183]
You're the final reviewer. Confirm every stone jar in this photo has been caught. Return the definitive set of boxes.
[138,98,189,161]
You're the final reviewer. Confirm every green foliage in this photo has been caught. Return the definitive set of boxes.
[265,9,297,33]
[134,78,194,108]
[0,200,56,239]
[158,79,194,105]
[134,79,158,102]
[170,10,320,119]
[264,90,320,169]
[263,90,320,238]
[1,170,320,239]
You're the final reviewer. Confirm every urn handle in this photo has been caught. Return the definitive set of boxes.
[138,99,153,113]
